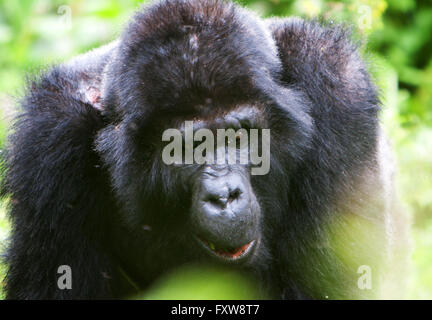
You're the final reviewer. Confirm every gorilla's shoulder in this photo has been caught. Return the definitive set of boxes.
[268,17,359,71]
[21,41,118,115]
[268,17,376,100]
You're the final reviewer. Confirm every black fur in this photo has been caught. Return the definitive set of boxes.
[1,0,409,299]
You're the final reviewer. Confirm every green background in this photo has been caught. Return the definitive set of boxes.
[0,0,431,299]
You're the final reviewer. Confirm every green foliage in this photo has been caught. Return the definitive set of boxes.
[0,0,431,299]
[138,265,262,300]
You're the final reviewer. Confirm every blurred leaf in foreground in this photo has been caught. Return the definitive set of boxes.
[136,264,263,300]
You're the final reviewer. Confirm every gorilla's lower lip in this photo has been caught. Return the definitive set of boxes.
[196,237,257,261]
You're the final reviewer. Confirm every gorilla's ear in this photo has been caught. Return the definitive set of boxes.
[267,18,379,109]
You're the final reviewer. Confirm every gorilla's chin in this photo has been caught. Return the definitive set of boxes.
[195,236,258,263]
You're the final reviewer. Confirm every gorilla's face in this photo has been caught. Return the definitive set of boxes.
[97,71,315,273]
[177,106,268,263]
[97,89,312,270]
[146,104,269,264]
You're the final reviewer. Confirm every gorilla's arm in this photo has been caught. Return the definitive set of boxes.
[2,44,122,299]
[267,18,410,299]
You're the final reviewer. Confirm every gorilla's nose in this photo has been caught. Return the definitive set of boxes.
[201,174,246,213]
[191,168,260,258]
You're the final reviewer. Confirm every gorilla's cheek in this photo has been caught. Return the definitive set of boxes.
[190,165,261,263]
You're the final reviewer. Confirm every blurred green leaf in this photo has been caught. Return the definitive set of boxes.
[139,265,262,300]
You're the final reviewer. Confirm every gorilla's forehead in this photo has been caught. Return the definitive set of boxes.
[121,0,281,93]
[174,104,267,131]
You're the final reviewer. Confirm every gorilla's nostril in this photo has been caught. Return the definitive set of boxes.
[228,188,242,203]
[206,194,228,209]
[205,188,242,209]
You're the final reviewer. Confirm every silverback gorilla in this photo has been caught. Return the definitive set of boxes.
[1,0,410,299]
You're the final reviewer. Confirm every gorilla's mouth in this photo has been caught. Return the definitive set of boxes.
[197,237,256,261]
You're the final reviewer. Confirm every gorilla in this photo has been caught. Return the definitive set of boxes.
[1,0,410,299]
